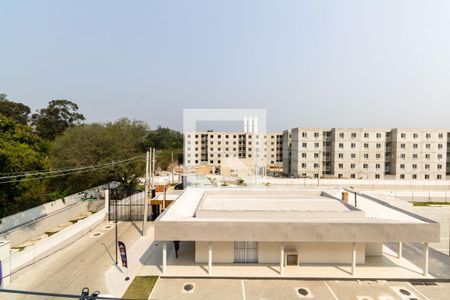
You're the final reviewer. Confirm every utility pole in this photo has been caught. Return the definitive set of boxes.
[143,150,150,236]
[171,151,174,184]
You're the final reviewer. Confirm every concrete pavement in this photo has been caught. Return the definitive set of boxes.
[1,220,151,299]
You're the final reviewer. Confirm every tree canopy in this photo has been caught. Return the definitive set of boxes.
[49,118,148,195]
[0,94,31,125]
[0,115,49,217]
[32,99,85,140]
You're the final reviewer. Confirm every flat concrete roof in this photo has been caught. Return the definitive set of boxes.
[155,188,440,242]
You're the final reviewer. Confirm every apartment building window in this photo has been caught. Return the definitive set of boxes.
[314,153,319,158]
[425,174,430,179]
[438,144,443,149]
[375,174,380,179]
[351,133,357,138]
[210,141,213,145]
[339,133,344,138]
[412,164,417,169]
[338,163,343,169]
[225,154,229,158]
[437,175,442,179]
[376,133,382,138]
[351,174,356,179]
[351,153,356,159]
[401,133,406,138]
[438,133,443,139]
[351,143,356,149]
[413,144,418,149]
[338,174,343,178]
[400,144,405,149]
[376,164,381,169]
[339,143,344,149]
[413,154,418,159]
[438,154,443,159]
[412,174,417,179]
[195,135,198,138]
[338,153,344,159]
[302,153,307,158]
[195,154,198,157]
[425,154,430,159]
[438,164,442,169]
[376,154,381,159]
[350,163,355,169]
[426,144,431,149]
[302,143,307,148]
[364,143,369,148]
[363,164,368,169]
[314,163,319,169]
[301,163,307,168]
[400,174,405,179]
[302,132,307,138]
[233,135,237,138]
[425,164,430,169]
[364,154,369,159]
[187,134,191,138]
[426,133,431,139]
[315,143,319,148]
[413,133,418,139]
[210,154,214,158]
[376,143,381,148]
[314,132,319,138]
[210,147,213,151]
[209,160,213,163]
[364,133,369,138]
[400,164,405,169]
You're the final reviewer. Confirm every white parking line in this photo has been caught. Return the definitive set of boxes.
[241,280,246,300]
[324,282,339,300]
[407,283,431,300]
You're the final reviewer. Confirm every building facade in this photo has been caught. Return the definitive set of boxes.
[185,128,449,180]
[283,128,449,180]
[184,131,283,176]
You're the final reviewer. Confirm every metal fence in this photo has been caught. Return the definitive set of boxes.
[108,191,149,221]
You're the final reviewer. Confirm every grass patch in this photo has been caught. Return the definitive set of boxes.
[123,276,158,299]
[45,231,57,237]
[412,201,450,207]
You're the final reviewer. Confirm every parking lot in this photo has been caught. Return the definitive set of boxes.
[149,278,450,300]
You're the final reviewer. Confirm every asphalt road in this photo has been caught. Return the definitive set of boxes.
[1,220,144,300]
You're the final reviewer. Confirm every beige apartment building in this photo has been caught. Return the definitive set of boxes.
[184,131,283,176]
[184,128,449,180]
[390,129,447,180]
[285,128,449,180]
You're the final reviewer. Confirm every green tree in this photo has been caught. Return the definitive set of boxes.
[32,99,85,140]
[0,115,49,217]
[145,126,183,149]
[49,118,148,196]
[145,126,183,170]
[0,94,31,125]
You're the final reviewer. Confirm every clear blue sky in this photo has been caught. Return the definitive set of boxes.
[1,0,449,131]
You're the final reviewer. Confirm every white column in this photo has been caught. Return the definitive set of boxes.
[423,242,429,276]
[104,189,110,221]
[280,242,284,275]
[208,241,213,275]
[397,242,402,259]
[162,241,167,275]
[351,242,356,275]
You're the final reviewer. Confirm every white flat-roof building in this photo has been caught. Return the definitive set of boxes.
[155,187,439,277]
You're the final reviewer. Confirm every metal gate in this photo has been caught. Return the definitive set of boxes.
[234,241,259,263]
[108,191,150,221]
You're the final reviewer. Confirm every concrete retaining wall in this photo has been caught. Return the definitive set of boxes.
[9,209,106,280]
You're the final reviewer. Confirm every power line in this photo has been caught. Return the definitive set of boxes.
[0,156,145,180]
[0,157,145,184]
